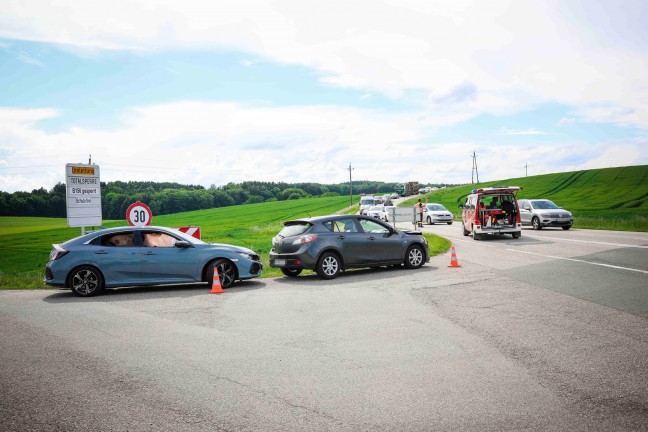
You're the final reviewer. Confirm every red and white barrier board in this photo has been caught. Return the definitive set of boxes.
[176,226,201,240]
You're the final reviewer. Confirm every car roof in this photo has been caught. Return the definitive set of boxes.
[284,214,377,224]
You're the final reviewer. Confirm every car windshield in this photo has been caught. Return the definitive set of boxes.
[369,206,383,211]
[360,198,375,205]
[531,200,560,210]
[427,204,446,211]
[278,222,312,237]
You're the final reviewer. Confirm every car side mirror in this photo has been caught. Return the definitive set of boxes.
[458,205,464,209]
[174,240,191,248]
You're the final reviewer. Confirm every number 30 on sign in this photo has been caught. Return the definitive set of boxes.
[126,201,153,227]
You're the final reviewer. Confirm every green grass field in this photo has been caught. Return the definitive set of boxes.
[0,195,450,289]
[403,165,648,231]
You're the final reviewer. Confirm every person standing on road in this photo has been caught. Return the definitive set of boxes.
[417,197,427,226]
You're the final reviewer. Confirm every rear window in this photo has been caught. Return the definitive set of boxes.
[278,222,312,237]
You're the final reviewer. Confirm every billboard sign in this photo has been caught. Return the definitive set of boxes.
[65,163,102,227]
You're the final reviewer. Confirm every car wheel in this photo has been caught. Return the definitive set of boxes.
[532,217,542,230]
[281,268,302,277]
[512,232,521,239]
[316,252,341,280]
[426,216,432,225]
[404,245,424,269]
[69,266,104,297]
[447,221,453,225]
[562,226,571,230]
[209,259,238,288]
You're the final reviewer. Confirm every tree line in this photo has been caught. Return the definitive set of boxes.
[0,180,400,219]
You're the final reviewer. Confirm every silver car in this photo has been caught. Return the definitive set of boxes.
[518,199,574,230]
[422,203,454,225]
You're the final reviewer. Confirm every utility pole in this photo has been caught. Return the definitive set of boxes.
[348,163,354,207]
[471,151,479,184]
[524,162,529,177]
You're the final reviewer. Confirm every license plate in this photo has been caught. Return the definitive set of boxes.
[273,259,286,266]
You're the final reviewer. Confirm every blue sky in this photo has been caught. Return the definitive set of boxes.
[1,0,647,192]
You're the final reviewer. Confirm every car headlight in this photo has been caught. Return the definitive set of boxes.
[237,252,256,261]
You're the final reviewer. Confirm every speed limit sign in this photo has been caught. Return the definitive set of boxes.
[126,201,153,227]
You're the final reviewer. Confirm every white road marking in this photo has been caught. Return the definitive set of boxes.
[522,234,648,249]
[506,249,648,275]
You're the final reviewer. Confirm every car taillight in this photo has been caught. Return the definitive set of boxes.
[49,245,68,261]
[292,234,318,245]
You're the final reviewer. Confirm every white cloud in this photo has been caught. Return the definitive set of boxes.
[498,128,548,136]
[2,0,647,128]
[1,104,646,192]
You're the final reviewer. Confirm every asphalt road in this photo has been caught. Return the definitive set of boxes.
[1,225,647,431]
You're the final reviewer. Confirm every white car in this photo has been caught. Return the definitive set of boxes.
[359,196,377,215]
[423,203,454,225]
[366,205,387,220]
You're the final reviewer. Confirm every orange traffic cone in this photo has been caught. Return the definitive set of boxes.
[448,246,461,268]
[210,270,224,294]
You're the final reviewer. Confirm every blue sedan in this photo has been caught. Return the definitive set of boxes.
[45,226,262,297]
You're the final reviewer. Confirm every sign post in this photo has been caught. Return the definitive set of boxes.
[126,201,153,227]
[65,163,102,233]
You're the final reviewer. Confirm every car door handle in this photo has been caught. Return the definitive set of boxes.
[94,250,109,254]
[368,236,375,241]
[143,251,155,255]
[337,235,345,240]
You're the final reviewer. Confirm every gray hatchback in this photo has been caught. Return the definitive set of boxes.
[269,215,430,279]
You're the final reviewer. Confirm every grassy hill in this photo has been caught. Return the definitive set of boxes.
[403,165,648,231]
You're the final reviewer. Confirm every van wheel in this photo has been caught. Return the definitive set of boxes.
[463,225,469,236]
[562,226,571,230]
[472,227,481,240]
[316,252,340,280]
[512,232,521,239]
[532,217,542,230]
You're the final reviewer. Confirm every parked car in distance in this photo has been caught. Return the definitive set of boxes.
[517,199,574,230]
[423,203,454,225]
[45,226,262,297]
[359,196,377,215]
[269,215,430,280]
[460,186,522,240]
[366,205,387,220]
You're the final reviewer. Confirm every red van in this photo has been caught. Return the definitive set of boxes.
[460,187,522,240]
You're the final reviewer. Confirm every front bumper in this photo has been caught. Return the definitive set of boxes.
[541,218,573,227]
[431,216,453,223]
